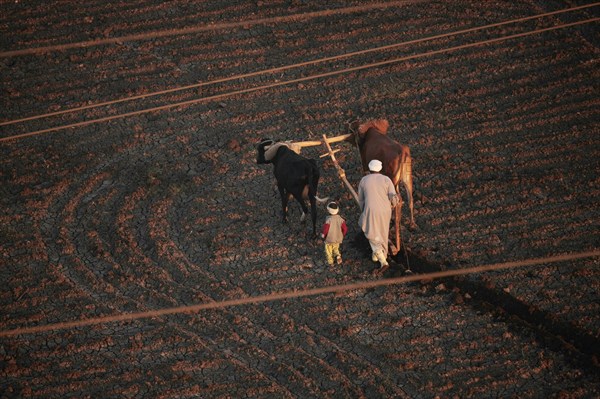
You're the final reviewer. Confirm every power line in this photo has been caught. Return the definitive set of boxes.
[0,250,597,337]
[0,1,427,58]
[1,3,597,128]
[1,17,597,143]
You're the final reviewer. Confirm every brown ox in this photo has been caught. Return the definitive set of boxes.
[346,119,416,252]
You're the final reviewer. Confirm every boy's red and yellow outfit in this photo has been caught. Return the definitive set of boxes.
[321,213,348,265]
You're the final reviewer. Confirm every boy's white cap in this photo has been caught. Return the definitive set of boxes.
[368,159,382,172]
[326,202,339,215]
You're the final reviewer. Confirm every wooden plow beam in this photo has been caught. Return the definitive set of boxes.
[294,133,400,256]
[321,134,359,205]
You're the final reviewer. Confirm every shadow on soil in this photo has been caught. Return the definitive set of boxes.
[378,241,600,373]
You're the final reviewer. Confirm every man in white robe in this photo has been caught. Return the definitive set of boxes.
[358,159,399,269]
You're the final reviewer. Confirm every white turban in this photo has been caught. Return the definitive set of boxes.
[368,159,382,172]
[326,202,339,215]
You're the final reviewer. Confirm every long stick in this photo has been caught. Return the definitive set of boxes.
[321,134,359,205]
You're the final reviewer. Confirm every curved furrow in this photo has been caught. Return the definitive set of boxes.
[148,189,378,396]
[8,162,299,396]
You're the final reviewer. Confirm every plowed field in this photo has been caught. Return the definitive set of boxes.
[1,1,599,398]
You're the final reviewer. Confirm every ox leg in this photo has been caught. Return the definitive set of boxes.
[278,184,289,223]
[393,194,401,255]
[400,157,416,229]
[292,191,317,237]
[292,192,309,223]
[309,196,317,237]
[403,179,416,229]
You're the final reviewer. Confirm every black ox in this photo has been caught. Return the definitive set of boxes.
[256,139,327,236]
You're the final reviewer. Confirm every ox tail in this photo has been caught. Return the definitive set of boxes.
[307,162,323,236]
[301,185,328,204]
[307,160,328,204]
[315,195,329,204]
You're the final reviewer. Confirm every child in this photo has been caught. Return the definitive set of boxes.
[320,202,348,265]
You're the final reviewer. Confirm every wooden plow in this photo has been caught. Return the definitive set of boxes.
[294,133,402,256]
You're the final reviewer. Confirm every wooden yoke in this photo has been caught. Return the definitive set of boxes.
[293,133,352,149]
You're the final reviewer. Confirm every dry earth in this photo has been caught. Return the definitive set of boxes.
[1,1,599,398]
